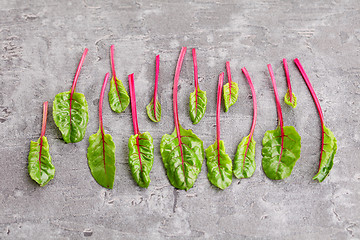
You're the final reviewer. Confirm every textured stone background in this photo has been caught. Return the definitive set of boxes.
[0,0,359,239]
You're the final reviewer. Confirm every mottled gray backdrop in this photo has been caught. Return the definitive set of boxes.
[0,0,359,239]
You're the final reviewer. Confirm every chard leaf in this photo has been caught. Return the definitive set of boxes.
[313,125,337,182]
[128,132,154,188]
[223,61,239,112]
[205,140,232,189]
[108,77,130,113]
[53,91,89,143]
[146,97,161,122]
[189,88,207,124]
[160,124,204,190]
[262,125,301,180]
[284,90,297,108]
[233,134,256,179]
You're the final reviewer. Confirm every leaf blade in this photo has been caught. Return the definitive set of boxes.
[233,134,256,179]
[189,88,207,124]
[223,82,239,112]
[146,98,161,122]
[108,77,130,113]
[284,90,297,108]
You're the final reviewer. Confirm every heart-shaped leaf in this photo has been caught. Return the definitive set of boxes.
[223,62,239,112]
[284,90,297,108]
[146,97,161,122]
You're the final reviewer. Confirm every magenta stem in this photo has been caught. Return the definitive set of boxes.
[294,58,324,126]
[173,47,187,132]
[70,48,88,94]
[226,61,232,83]
[217,73,224,144]
[283,58,293,102]
[153,55,160,121]
[268,64,284,129]
[192,48,199,91]
[128,73,139,135]
[242,68,257,137]
[40,101,48,137]
[99,73,109,133]
[110,45,117,80]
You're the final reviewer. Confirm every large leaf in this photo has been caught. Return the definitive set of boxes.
[189,88,207,124]
[128,132,154,188]
[160,124,204,190]
[108,77,130,113]
[284,90,297,108]
[53,91,89,143]
[205,140,232,189]
[262,125,301,180]
[87,128,116,189]
[233,134,256,179]
[313,125,337,182]
[28,136,55,186]
[223,81,239,112]
[146,98,161,122]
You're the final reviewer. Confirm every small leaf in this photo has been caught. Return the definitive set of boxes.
[262,125,301,180]
[146,98,161,122]
[233,134,256,179]
[284,90,297,108]
[108,77,130,113]
[160,124,204,190]
[128,132,154,188]
[189,89,207,124]
[205,140,232,189]
[313,125,337,182]
[223,81,239,112]
[28,136,55,186]
[87,128,116,189]
[53,91,89,143]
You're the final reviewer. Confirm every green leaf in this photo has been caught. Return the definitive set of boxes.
[53,91,89,143]
[313,125,337,182]
[160,124,204,190]
[205,140,232,189]
[223,82,239,112]
[233,134,256,179]
[128,132,154,188]
[146,98,161,122]
[87,128,116,189]
[284,90,297,108]
[108,77,130,113]
[262,125,301,180]
[28,136,55,186]
[189,88,207,124]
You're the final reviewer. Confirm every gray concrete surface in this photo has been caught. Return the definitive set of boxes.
[1,0,359,239]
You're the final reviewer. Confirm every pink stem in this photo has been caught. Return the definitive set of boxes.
[70,48,88,94]
[128,73,139,135]
[267,64,284,129]
[173,47,187,132]
[40,101,48,137]
[99,73,110,134]
[283,58,293,102]
[110,45,117,80]
[216,73,224,144]
[226,61,232,102]
[242,68,257,137]
[294,58,324,126]
[153,55,160,120]
[192,48,199,91]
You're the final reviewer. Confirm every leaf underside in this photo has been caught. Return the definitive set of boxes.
[189,89,207,124]
[160,125,204,190]
[87,128,116,189]
[205,140,232,189]
[262,126,301,180]
[233,134,256,179]
[128,132,154,188]
[109,77,130,113]
[53,91,89,143]
[223,82,239,112]
[284,90,297,108]
[146,98,161,122]
[28,136,55,186]
[313,125,337,182]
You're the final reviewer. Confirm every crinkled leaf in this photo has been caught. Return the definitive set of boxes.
[53,91,88,143]
[128,132,154,188]
[146,98,161,122]
[313,125,337,182]
[28,136,55,186]
[189,88,207,124]
[233,134,256,179]
[160,125,204,190]
[262,125,301,180]
[205,140,232,189]
[108,77,130,113]
[87,128,116,189]
[223,82,239,112]
[284,90,297,108]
